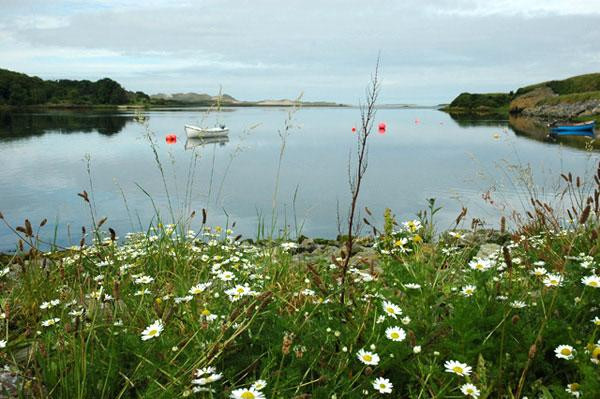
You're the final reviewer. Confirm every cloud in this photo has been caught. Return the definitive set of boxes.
[1,1,599,103]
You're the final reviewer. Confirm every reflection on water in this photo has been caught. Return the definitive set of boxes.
[185,136,229,150]
[0,110,135,142]
[0,108,597,250]
[448,111,599,150]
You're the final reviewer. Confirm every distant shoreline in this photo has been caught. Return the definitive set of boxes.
[0,103,443,111]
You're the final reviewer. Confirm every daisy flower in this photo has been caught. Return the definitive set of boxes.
[134,275,154,284]
[404,283,421,289]
[385,327,406,342]
[403,220,422,232]
[543,273,563,287]
[0,340,6,348]
[357,348,380,365]
[530,267,547,277]
[141,320,164,341]
[510,301,527,309]
[448,231,464,239]
[251,380,267,390]
[218,271,236,281]
[372,377,393,394]
[230,387,265,399]
[468,258,492,272]
[382,301,402,319]
[581,275,600,288]
[591,316,600,326]
[41,318,60,327]
[555,344,575,360]
[461,285,476,297]
[565,383,581,398]
[189,282,212,295]
[460,383,480,398]
[444,360,472,376]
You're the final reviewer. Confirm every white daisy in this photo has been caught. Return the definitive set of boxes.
[385,327,406,342]
[41,317,60,327]
[555,344,575,360]
[230,387,265,399]
[468,258,492,272]
[404,283,421,289]
[141,320,164,341]
[357,348,380,365]
[460,383,480,398]
[382,301,402,319]
[582,275,600,288]
[372,377,393,394]
[530,267,547,277]
[444,360,472,376]
[543,273,563,287]
[461,285,476,297]
[189,282,212,295]
[251,380,267,391]
[565,383,581,398]
[0,339,6,348]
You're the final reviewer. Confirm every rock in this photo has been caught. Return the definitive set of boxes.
[476,243,502,259]
[299,238,317,253]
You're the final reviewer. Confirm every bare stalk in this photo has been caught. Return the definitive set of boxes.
[339,57,380,306]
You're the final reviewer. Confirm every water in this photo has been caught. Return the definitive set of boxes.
[0,107,597,251]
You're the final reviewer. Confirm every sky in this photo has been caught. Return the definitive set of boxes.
[1,0,600,104]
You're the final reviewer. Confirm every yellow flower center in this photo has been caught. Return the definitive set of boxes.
[569,383,580,391]
[237,288,245,293]
[201,309,211,316]
[241,392,255,399]
[560,348,572,356]
[379,384,386,388]
[590,281,598,287]
[386,307,395,314]
[363,354,372,362]
[592,347,600,359]
[148,329,158,336]
[467,388,474,393]
[391,332,399,339]
[453,366,463,374]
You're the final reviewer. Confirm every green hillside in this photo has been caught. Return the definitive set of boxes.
[0,68,150,107]
[444,72,600,117]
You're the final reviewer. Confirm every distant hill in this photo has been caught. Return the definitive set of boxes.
[0,68,149,107]
[150,93,344,107]
[443,73,600,120]
[150,92,240,105]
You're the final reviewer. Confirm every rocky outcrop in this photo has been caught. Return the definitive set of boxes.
[522,99,600,119]
[509,87,555,114]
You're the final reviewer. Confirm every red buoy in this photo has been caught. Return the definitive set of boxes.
[166,134,177,144]
[378,122,386,134]
[351,126,356,133]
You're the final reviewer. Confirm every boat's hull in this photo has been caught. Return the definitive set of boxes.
[185,125,229,138]
[550,121,595,135]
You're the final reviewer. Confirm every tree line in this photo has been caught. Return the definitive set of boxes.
[0,68,150,106]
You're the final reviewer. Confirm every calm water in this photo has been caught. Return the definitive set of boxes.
[0,107,597,251]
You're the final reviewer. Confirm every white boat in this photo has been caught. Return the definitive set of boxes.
[184,124,229,138]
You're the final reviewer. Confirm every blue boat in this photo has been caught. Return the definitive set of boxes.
[550,121,596,136]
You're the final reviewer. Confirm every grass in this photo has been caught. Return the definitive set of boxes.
[540,91,600,106]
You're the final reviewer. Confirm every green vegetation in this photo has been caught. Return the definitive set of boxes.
[445,72,600,117]
[516,73,600,96]
[540,90,600,106]
[0,68,150,108]
[447,92,512,111]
